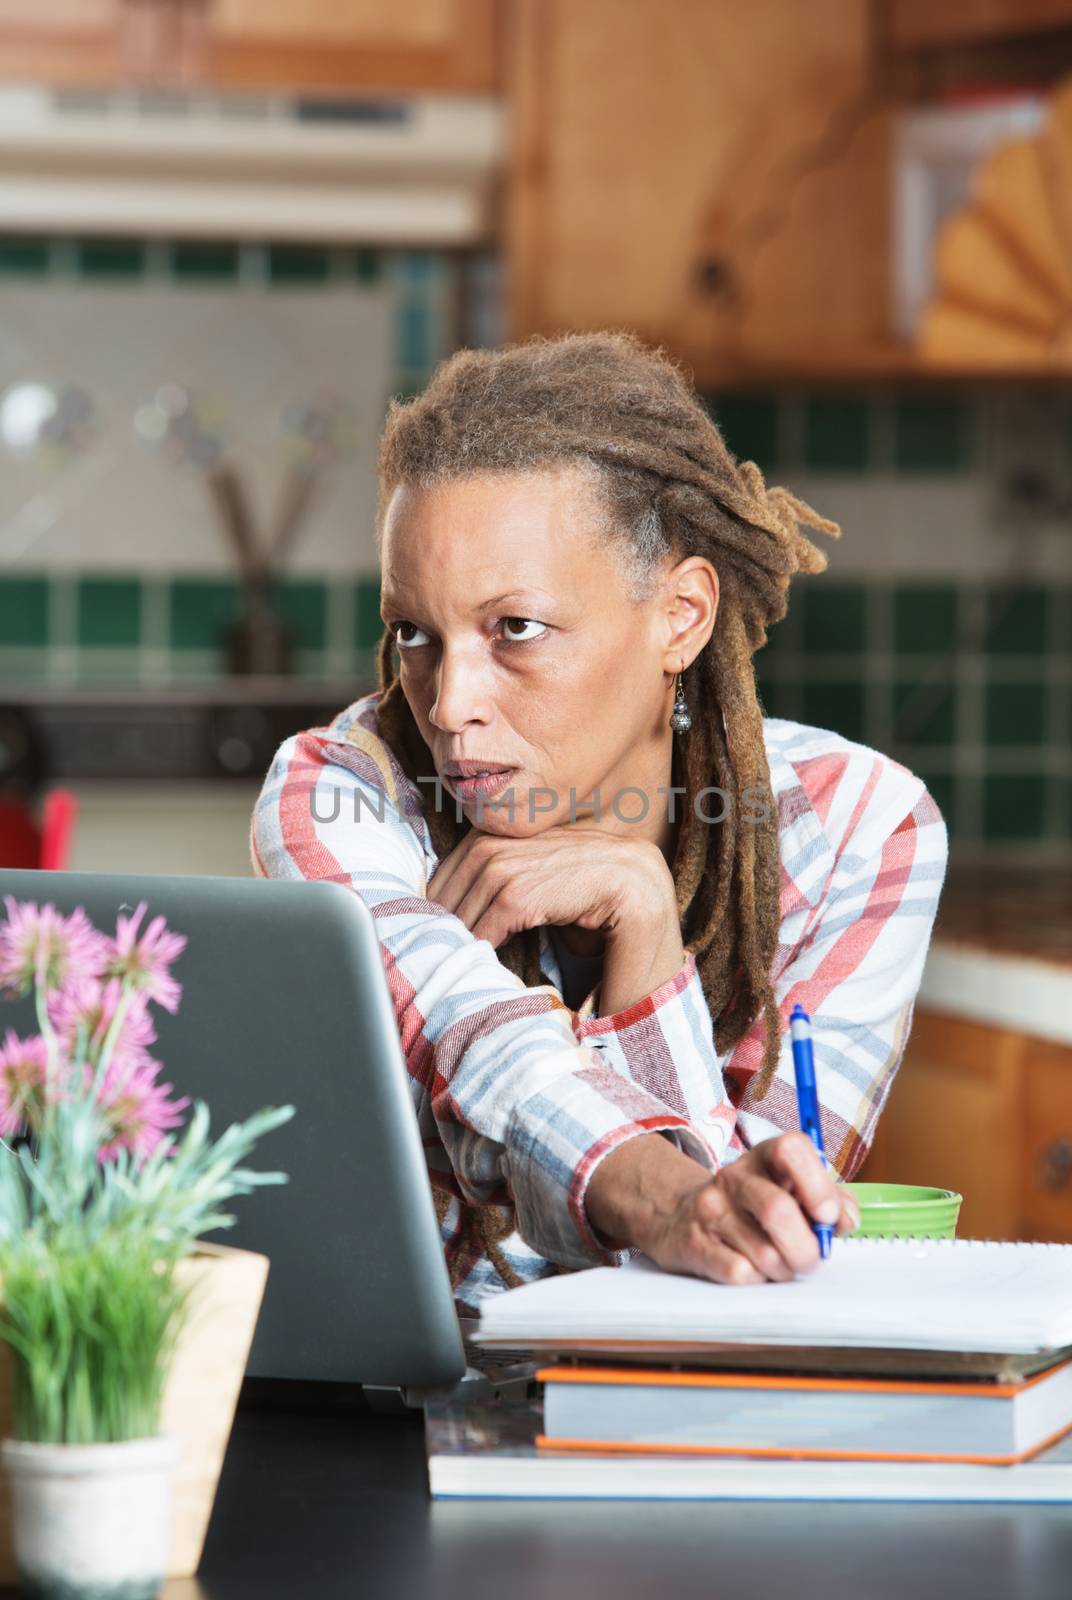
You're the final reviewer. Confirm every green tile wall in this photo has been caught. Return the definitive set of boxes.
[0,249,1063,853]
[893,394,973,473]
[800,584,867,655]
[1,567,1068,851]
[0,570,386,686]
[803,394,870,472]
[171,241,240,281]
[0,234,449,399]
[267,244,331,284]
[894,586,958,654]
[75,239,146,278]
[706,394,778,472]
[169,579,242,651]
[0,578,49,646]
[0,238,48,275]
[755,580,1072,850]
[77,577,141,647]
[700,386,979,478]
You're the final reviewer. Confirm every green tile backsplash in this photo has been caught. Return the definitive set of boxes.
[75,239,146,278]
[800,680,867,744]
[1,568,1068,851]
[353,578,383,649]
[893,585,958,654]
[984,680,1049,747]
[800,584,867,655]
[169,579,243,652]
[274,579,328,652]
[707,394,778,472]
[171,241,240,281]
[267,244,331,284]
[986,587,1050,655]
[754,579,1071,850]
[982,774,1048,841]
[0,238,49,276]
[0,578,49,646]
[893,394,973,473]
[0,241,1064,854]
[803,394,870,472]
[77,577,141,648]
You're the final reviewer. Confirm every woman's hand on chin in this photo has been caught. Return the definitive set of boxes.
[424,822,676,954]
[585,1131,861,1282]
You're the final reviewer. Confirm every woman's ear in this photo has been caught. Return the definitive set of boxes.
[661,555,718,672]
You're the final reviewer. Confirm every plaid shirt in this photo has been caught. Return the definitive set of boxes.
[250,691,947,1309]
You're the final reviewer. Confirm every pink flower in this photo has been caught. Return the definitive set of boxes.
[0,1028,49,1137]
[48,976,157,1068]
[94,1054,190,1164]
[0,897,110,1000]
[102,902,187,1014]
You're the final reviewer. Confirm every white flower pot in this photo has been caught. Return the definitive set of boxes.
[1,1433,178,1600]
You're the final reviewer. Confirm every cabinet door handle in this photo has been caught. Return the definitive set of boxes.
[1036,1137,1072,1193]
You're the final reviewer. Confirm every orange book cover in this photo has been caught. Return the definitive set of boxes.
[535,1361,1072,1467]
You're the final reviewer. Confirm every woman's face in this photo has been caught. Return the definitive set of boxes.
[378,465,717,843]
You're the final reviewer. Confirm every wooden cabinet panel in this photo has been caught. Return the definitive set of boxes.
[1021,1042,1072,1242]
[506,0,892,383]
[0,0,127,86]
[861,1010,1023,1239]
[205,0,501,93]
[0,0,500,94]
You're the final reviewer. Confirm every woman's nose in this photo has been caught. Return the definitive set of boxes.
[427,651,492,732]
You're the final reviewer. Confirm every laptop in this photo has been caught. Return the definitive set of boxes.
[0,868,534,1406]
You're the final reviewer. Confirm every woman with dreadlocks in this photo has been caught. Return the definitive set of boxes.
[251,331,947,1310]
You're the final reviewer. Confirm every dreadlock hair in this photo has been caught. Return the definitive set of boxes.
[373,331,840,1103]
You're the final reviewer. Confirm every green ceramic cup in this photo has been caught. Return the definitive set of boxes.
[842,1182,963,1239]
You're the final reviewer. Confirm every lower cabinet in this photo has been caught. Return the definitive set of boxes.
[857,1007,1072,1242]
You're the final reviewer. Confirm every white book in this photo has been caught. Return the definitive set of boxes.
[472,1239,1072,1357]
[425,1393,1072,1502]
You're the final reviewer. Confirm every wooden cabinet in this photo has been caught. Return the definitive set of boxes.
[506,0,894,385]
[0,0,501,93]
[858,1007,1072,1242]
[203,0,500,94]
[0,0,131,86]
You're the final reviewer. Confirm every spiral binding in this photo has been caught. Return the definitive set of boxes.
[841,1236,1066,1249]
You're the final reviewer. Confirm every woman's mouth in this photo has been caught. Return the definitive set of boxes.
[445,768,516,803]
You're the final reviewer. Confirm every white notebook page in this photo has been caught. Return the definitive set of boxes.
[474,1238,1072,1354]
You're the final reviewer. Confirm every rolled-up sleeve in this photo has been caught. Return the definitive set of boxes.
[250,727,732,1271]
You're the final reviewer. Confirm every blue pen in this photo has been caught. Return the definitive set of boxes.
[789,1002,834,1260]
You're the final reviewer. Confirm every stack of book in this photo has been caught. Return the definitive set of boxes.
[426,1237,1072,1501]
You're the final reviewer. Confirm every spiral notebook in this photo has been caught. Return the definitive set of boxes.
[472,1238,1072,1360]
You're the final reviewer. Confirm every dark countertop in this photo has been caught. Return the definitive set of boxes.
[130,1403,1072,1600]
[934,864,1072,969]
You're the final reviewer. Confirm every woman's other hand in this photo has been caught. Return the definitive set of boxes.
[586,1129,861,1284]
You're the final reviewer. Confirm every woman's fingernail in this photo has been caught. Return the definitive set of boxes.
[817,1198,839,1223]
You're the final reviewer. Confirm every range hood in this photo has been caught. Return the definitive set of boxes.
[0,84,503,245]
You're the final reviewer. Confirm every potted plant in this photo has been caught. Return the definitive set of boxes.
[0,894,294,1600]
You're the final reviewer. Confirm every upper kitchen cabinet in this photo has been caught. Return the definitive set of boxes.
[0,1,130,86]
[202,0,501,94]
[0,0,502,93]
[505,0,895,385]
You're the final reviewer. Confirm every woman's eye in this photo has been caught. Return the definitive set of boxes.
[390,617,547,650]
[500,617,547,643]
[391,622,430,650]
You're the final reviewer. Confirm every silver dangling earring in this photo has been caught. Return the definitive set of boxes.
[669,664,691,733]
